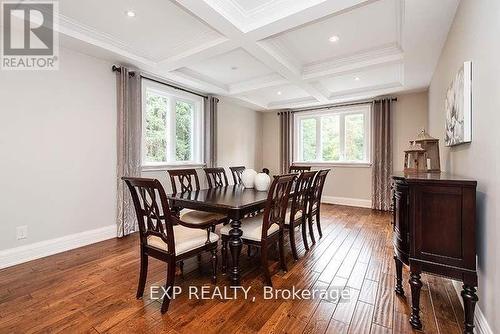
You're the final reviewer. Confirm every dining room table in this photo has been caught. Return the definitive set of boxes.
[167,184,270,286]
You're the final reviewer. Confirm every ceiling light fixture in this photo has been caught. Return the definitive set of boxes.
[277,91,282,95]
[231,66,238,70]
[354,76,360,81]
[126,10,136,17]
[328,35,340,43]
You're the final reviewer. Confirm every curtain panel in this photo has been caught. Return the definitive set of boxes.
[278,111,294,174]
[204,95,219,168]
[371,98,393,211]
[116,67,142,237]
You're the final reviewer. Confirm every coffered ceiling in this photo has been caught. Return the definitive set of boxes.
[51,0,459,110]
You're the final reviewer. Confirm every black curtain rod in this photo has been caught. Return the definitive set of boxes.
[112,65,208,99]
[285,97,397,114]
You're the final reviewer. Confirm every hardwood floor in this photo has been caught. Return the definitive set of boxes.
[0,205,466,333]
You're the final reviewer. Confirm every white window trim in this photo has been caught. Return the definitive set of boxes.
[141,79,204,168]
[293,105,372,166]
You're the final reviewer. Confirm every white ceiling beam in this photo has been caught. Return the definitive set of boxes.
[156,38,238,71]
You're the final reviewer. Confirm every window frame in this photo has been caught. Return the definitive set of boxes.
[293,105,371,167]
[141,79,204,169]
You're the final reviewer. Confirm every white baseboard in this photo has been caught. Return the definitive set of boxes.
[322,195,372,208]
[452,280,493,334]
[0,225,117,269]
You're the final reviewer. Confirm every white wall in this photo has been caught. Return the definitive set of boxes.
[260,91,428,206]
[427,0,499,331]
[392,91,429,172]
[0,47,117,251]
[217,98,263,172]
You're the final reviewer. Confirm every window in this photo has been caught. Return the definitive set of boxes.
[141,79,203,166]
[294,105,371,164]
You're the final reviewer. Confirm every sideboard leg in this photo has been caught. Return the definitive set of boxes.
[461,285,478,334]
[409,271,423,330]
[394,255,404,296]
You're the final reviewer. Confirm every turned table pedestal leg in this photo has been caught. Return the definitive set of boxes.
[228,218,243,286]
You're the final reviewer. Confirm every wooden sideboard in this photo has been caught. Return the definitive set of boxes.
[392,172,478,334]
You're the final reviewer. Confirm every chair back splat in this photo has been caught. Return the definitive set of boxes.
[123,177,175,254]
[168,169,200,193]
[204,167,229,188]
[310,169,330,210]
[261,174,296,240]
[229,166,245,185]
[290,170,317,219]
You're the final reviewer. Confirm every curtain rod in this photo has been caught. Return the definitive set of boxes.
[284,97,397,114]
[112,65,208,99]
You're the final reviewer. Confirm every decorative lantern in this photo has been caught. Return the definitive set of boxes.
[404,141,427,172]
[413,129,441,172]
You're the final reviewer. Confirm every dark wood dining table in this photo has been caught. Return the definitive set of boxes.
[167,185,269,286]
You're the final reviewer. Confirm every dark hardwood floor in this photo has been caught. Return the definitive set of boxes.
[0,205,466,333]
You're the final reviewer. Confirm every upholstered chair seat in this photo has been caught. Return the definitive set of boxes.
[147,225,219,255]
[220,214,279,241]
[180,210,226,225]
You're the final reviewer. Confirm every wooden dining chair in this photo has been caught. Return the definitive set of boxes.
[285,170,317,260]
[122,177,219,313]
[289,165,312,173]
[167,169,227,227]
[220,173,296,286]
[204,167,229,188]
[307,169,330,244]
[229,166,245,185]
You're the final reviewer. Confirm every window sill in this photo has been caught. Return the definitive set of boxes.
[142,163,206,172]
[292,162,372,168]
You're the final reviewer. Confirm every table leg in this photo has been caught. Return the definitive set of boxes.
[394,255,404,296]
[228,218,243,286]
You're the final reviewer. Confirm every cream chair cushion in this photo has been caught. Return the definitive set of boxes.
[147,225,219,255]
[220,214,279,241]
[181,210,226,225]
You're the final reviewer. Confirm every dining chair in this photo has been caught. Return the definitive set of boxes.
[122,177,219,313]
[204,167,229,188]
[220,173,296,286]
[307,169,330,244]
[289,165,312,173]
[229,166,245,185]
[285,170,317,260]
[167,169,227,227]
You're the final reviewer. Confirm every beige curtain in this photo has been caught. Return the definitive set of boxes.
[371,98,393,211]
[279,111,294,174]
[116,67,142,237]
[204,95,218,168]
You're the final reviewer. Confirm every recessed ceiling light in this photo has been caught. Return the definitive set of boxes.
[126,10,136,17]
[231,66,238,70]
[277,91,282,95]
[354,76,360,81]
[328,35,340,43]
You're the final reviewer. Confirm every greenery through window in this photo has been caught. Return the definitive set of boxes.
[142,79,203,165]
[295,106,370,164]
